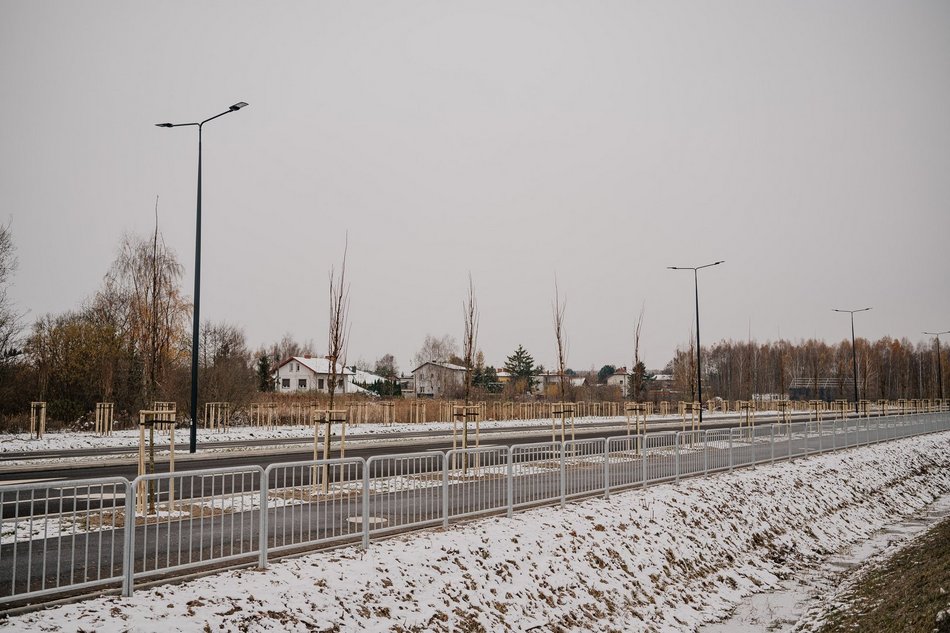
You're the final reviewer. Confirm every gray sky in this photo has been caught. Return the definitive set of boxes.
[2,1,949,373]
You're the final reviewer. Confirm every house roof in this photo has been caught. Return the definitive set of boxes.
[351,369,387,384]
[411,361,468,374]
[275,356,355,376]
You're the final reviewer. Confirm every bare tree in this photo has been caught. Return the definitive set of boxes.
[460,275,479,459]
[0,222,21,362]
[326,238,350,411]
[552,278,568,400]
[412,334,459,370]
[104,202,187,406]
[462,274,479,405]
[321,237,350,490]
[630,303,646,402]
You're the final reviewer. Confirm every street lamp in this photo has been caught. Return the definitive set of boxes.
[668,260,724,427]
[923,330,949,401]
[833,307,871,415]
[156,101,248,453]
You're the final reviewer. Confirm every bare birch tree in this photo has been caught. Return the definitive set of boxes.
[105,201,187,406]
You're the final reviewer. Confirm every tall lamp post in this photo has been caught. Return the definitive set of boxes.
[156,101,248,453]
[833,307,871,415]
[668,261,724,427]
[923,330,949,402]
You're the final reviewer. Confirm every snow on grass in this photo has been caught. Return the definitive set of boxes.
[7,432,947,632]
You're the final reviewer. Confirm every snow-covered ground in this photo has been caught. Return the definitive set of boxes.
[700,493,950,632]
[4,431,948,632]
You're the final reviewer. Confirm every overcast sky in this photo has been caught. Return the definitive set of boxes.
[2,1,949,373]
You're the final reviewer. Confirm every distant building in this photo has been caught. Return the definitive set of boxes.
[607,367,629,398]
[273,356,354,394]
[411,361,467,398]
[396,375,415,396]
[533,372,585,395]
[787,377,841,401]
[645,372,677,401]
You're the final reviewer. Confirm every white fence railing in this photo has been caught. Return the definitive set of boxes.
[0,412,947,606]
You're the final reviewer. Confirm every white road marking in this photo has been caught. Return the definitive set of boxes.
[0,478,63,486]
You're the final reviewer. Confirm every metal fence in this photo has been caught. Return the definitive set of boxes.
[1,412,947,607]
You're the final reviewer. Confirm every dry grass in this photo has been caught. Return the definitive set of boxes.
[815,516,950,633]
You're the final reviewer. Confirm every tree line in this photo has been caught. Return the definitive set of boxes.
[0,222,946,426]
[669,337,949,402]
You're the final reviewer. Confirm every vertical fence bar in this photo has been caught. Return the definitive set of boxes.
[770,424,775,464]
[559,442,566,508]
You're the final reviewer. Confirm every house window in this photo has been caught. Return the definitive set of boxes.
[281,378,290,388]
[318,378,325,390]
[298,379,307,389]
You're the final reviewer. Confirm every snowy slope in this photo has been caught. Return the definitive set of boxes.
[5,432,949,632]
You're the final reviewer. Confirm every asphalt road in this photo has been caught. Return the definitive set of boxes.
[0,411,820,483]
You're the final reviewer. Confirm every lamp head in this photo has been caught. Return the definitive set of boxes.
[155,123,174,128]
[229,102,249,111]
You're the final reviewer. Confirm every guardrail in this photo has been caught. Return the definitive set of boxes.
[0,412,947,607]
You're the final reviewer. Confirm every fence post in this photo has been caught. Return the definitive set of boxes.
[704,431,709,475]
[787,424,793,461]
[674,433,681,483]
[442,452,450,529]
[603,440,610,499]
[642,437,648,489]
[362,459,371,549]
[728,431,734,473]
[507,447,514,517]
[122,479,136,597]
[259,467,270,568]
[560,442,566,509]
[769,425,775,464]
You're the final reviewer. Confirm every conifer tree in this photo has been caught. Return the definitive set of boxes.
[505,345,537,394]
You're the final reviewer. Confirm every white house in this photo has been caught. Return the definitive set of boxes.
[273,356,354,394]
[607,367,629,398]
[411,361,467,398]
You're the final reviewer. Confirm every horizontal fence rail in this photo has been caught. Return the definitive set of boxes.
[0,412,947,606]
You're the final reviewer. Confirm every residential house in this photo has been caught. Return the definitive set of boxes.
[273,356,355,394]
[411,361,467,398]
[607,367,629,398]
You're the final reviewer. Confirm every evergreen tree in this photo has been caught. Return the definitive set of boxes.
[483,365,500,393]
[256,354,273,392]
[628,361,653,401]
[505,345,537,394]
[597,364,617,383]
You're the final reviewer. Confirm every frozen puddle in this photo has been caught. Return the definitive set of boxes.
[701,493,950,632]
